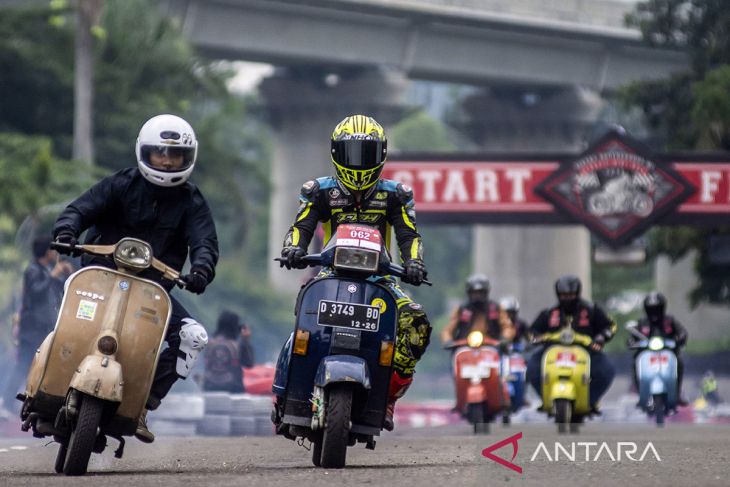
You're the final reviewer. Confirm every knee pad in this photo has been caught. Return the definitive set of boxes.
[176,318,208,378]
[399,306,431,359]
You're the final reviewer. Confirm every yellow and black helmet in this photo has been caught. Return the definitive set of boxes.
[331,114,387,191]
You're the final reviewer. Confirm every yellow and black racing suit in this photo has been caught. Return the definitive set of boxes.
[282,176,430,377]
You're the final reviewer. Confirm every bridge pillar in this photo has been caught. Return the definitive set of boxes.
[656,253,729,342]
[464,85,603,320]
[261,67,408,292]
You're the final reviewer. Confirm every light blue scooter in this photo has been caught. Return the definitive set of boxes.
[629,326,678,426]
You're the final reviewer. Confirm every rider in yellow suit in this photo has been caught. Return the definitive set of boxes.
[280,115,431,430]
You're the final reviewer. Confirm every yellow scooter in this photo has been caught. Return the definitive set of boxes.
[18,238,182,475]
[534,321,593,433]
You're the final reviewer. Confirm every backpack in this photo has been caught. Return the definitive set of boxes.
[204,337,241,387]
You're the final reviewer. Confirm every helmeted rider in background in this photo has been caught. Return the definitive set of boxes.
[52,114,219,443]
[499,295,528,350]
[627,291,688,405]
[440,274,514,345]
[527,275,617,411]
[279,114,431,431]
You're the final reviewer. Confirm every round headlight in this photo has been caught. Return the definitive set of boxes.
[97,336,118,355]
[114,239,152,269]
[467,331,484,348]
[648,336,664,351]
[559,329,575,345]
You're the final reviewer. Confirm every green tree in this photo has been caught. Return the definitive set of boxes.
[623,0,730,306]
[0,1,291,353]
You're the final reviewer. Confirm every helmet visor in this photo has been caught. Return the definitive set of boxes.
[141,145,195,172]
[331,139,385,169]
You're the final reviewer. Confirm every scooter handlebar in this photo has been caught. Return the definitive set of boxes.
[386,262,433,286]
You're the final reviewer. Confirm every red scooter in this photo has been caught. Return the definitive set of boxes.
[445,331,511,433]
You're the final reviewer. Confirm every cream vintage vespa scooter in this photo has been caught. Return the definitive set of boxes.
[18,237,184,475]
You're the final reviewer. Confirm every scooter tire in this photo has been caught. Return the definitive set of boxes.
[320,385,352,469]
[653,394,665,426]
[63,395,103,476]
[311,432,323,467]
[468,403,489,434]
[554,399,572,434]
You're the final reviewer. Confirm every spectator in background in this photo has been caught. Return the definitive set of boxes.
[204,310,255,393]
[1,235,73,415]
[702,370,722,406]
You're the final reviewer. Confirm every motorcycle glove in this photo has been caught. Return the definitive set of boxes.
[402,259,427,286]
[54,231,80,256]
[280,246,307,270]
[182,268,209,295]
[589,334,606,352]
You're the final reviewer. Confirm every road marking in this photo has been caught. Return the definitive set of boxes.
[10,446,27,450]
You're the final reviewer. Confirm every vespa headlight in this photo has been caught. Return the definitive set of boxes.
[113,238,152,270]
[648,336,664,351]
[559,328,575,345]
[333,247,379,273]
[467,331,484,348]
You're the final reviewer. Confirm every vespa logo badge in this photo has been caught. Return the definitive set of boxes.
[347,284,357,294]
[536,130,694,247]
[75,290,105,301]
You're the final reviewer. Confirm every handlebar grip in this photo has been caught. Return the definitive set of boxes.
[51,241,74,250]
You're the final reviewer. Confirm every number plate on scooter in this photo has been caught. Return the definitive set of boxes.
[317,300,380,332]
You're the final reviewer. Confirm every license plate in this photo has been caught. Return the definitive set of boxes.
[317,300,380,332]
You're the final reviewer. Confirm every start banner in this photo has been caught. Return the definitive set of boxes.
[382,130,730,247]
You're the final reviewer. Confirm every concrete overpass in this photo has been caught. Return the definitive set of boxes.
[159,0,686,90]
[152,0,691,311]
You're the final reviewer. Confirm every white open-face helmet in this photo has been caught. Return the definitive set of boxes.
[135,114,198,187]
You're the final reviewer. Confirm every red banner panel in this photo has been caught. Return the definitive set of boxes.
[674,163,730,213]
[381,162,559,212]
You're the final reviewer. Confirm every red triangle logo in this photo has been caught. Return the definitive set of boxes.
[481,432,523,474]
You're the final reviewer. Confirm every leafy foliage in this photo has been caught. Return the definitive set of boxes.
[623,0,730,306]
[0,1,288,354]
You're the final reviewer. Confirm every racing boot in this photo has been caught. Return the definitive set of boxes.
[135,409,155,443]
[383,371,413,431]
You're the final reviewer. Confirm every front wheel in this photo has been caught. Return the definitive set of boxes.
[311,432,323,467]
[63,395,103,476]
[468,403,489,434]
[320,386,352,469]
[554,399,572,434]
[653,394,665,426]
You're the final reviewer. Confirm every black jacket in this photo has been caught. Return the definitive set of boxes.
[629,315,687,348]
[53,168,218,290]
[530,299,617,343]
[18,261,65,344]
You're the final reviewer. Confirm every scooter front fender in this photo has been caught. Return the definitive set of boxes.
[466,384,487,404]
[69,355,123,402]
[314,355,371,390]
[550,381,576,401]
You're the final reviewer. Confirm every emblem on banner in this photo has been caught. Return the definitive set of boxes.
[536,130,695,247]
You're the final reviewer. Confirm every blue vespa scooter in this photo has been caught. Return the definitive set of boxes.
[271,224,430,468]
[628,324,679,426]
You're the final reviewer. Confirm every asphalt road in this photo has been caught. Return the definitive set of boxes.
[1,423,728,486]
